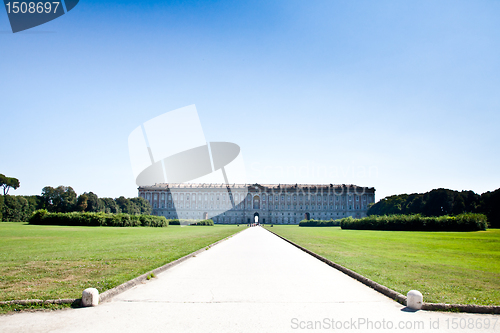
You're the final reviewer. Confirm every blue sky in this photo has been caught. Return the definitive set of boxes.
[1,0,499,200]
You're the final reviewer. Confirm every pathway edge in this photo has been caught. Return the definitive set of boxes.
[264,227,500,314]
[99,227,247,303]
[0,227,247,308]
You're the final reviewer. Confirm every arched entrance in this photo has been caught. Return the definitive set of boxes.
[203,212,208,219]
[304,212,310,220]
[254,212,259,224]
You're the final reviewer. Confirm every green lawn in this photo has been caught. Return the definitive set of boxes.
[0,222,244,312]
[264,225,500,306]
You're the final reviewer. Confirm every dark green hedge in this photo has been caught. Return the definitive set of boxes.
[29,209,167,227]
[340,213,488,231]
[299,219,341,227]
[167,219,214,226]
[191,219,214,226]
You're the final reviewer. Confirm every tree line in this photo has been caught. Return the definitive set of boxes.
[0,184,151,222]
[367,188,500,228]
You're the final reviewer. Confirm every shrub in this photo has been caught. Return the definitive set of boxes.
[299,219,342,227]
[30,209,48,224]
[28,210,167,227]
[340,213,488,231]
[191,219,214,226]
[167,219,213,226]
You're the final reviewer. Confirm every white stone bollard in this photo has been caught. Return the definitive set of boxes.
[82,288,99,307]
[407,290,423,310]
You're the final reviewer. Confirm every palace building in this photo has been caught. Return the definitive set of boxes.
[139,183,375,224]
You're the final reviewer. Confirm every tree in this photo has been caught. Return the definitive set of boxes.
[130,197,152,215]
[84,192,104,212]
[368,188,482,217]
[115,196,140,215]
[423,189,454,216]
[1,195,30,222]
[452,194,466,215]
[480,188,500,228]
[101,198,121,214]
[76,194,89,212]
[406,195,424,214]
[0,174,20,195]
[41,186,77,212]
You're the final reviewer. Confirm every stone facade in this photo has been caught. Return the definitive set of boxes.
[139,183,375,224]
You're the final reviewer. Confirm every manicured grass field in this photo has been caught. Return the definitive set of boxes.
[264,225,500,306]
[0,222,244,313]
